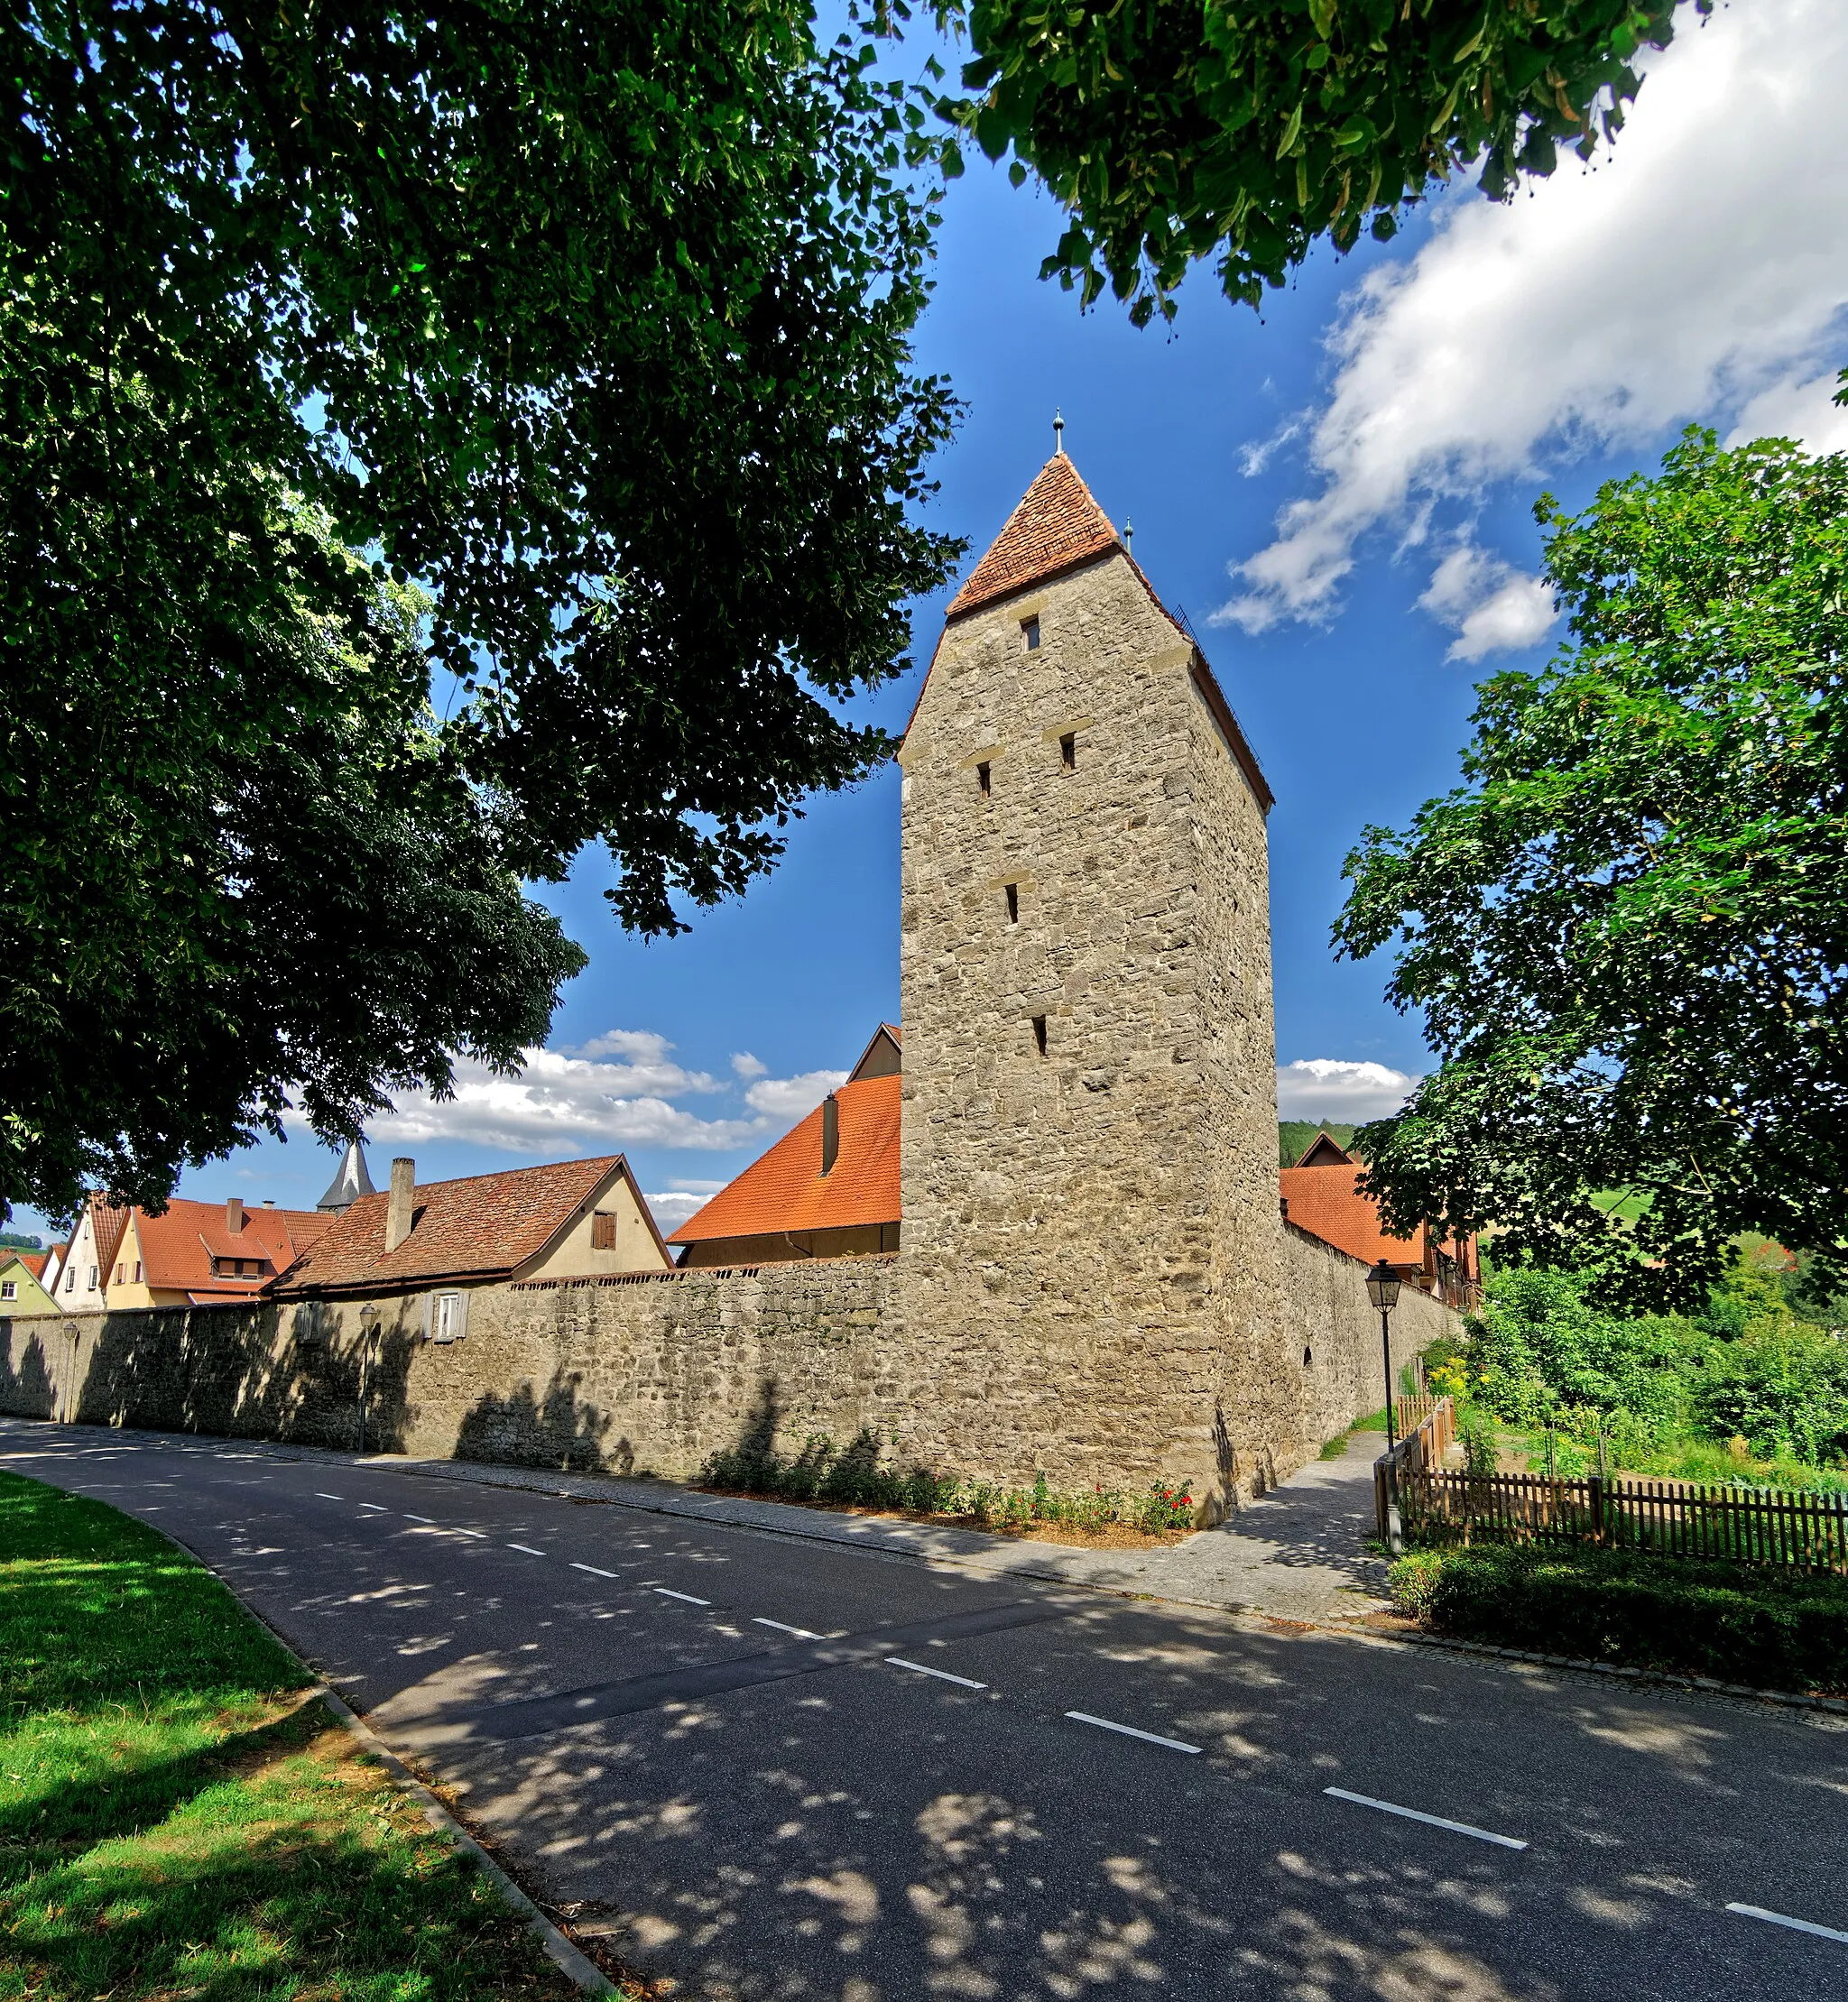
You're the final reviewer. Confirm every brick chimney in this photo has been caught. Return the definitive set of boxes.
[226,1195,244,1235]
[385,1158,415,1254]
[820,1093,839,1176]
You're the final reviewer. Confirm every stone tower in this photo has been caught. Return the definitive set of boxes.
[897,447,1294,1517]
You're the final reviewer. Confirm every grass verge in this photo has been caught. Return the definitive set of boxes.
[0,1468,635,2002]
[1389,1540,1848,1696]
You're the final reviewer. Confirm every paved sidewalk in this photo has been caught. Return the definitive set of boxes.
[0,1415,1391,1622]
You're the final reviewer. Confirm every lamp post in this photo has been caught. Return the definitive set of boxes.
[356,1303,381,1455]
[1365,1259,1402,1450]
[1366,1259,1404,1555]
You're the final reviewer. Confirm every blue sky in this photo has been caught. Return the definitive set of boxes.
[18,0,1848,1242]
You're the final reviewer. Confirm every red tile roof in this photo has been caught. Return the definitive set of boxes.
[88,1197,132,1281]
[669,1074,901,1243]
[1279,1165,1423,1268]
[15,1250,50,1280]
[946,452,1123,618]
[134,1200,329,1300]
[272,1156,642,1296]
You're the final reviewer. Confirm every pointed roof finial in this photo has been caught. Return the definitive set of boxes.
[1124,519,1133,556]
[1053,407,1065,456]
[318,1138,376,1213]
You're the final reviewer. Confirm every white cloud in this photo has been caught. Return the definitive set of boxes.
[643,1191,709,1232]
[744,1069,848,1121]
[1417,544,1558,662]
[555,1029,719,1097]
[730,1051,768,1080]
[1277,1058,1420,1124]
[1217,0,1848,635]
[367,1047,768,1154]
[1725,367,1848,453]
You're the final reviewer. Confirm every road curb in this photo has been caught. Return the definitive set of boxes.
[310,1684,618,1997]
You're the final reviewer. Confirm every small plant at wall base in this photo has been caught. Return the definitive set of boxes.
[698,1430,1197,1541]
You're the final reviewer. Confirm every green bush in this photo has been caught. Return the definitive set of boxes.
[1390,1542,1848,1694]
[698,1428,1195,1535]
[1694,1336,1848,1466]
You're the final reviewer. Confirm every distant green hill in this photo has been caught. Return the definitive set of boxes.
[1279,1121,1359,1168]
[0,1231,43,1251]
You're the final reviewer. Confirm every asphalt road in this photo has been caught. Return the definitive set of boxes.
[5,1417,1847,2002]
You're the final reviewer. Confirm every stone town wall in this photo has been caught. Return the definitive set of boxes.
[0,1232,1456,1499]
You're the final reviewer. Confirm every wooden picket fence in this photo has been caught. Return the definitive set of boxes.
[1394,1468,1848,1573]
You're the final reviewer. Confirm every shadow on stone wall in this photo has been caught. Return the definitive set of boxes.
[455,1370,619,1474]
[0,1324,57,1418]
[45,1306,420,1455]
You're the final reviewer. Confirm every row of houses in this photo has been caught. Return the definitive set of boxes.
[3,1019,1475,1333]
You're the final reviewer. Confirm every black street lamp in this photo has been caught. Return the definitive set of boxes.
[357,1302,381,1455]
[1365,1259,1401,1452]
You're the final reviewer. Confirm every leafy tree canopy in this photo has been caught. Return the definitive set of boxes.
[928,0,1701,322]
[3,1,958,1216]
[1336,431,1848,1311]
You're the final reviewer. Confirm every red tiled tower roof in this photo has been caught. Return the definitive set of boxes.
[668,1073,901,1244]
[946,452,1123,619]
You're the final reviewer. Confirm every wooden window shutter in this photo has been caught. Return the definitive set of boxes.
[591,1210,616,1250]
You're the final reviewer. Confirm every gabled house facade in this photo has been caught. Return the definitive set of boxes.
[270,1153,673,1331]
[0,1250,60,1316]
[1280,1137,1479,1308]
[52,1196,131,1314]
[106,1197,332,1310]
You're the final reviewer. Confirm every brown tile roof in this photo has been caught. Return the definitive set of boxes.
[946,452,1123,619]
[1279,1165,1423,1268]
[668,1073,901,1244]
[89,1197,132,1281]
[133,1199,328,1300]
[271,1156,632,1296]
[15,1250,49,1280]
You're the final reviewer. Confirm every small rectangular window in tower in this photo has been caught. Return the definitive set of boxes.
[1031,1014,1048,1056]
[1004,882,1019,924]
[591,1210,617,1250]
[1021,615,1040,651]
[1059,732,1076,770]
[975,761,991,797]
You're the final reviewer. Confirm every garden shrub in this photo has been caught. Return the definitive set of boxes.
[1390,1542,1848,1694]
[698,1428,1195,1535]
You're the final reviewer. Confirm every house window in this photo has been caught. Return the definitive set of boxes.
[431,1291,467,1343]
[975,761,991,797]
[88,1266,97,1291]
[1031,1015,1048,1056]
[591,1211,617,1250]
[64,1270,74,1293]
[1,1281,14,1302]
[1021,615,1040,651]
[1004,883,1019,924]
[134,1261,143,1282]
[1060,732,1076,770]
[116,1263,125,1285]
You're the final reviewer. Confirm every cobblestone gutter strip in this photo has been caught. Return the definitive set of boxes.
[311,1684,616,1997]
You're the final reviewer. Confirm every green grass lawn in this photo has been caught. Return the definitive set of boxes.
[0,1469,634,2002]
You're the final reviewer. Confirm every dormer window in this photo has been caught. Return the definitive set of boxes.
[1021,615,1040,651]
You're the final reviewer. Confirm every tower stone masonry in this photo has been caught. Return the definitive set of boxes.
[896,447,1307,1517]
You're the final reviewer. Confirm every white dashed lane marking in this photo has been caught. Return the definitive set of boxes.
[652,1587,711,1606]
[754,1618,824,1640]
[506,1544,547,1557]
[358,1504,387,1513]
[403,1514,436,1524]
[1324,1787,1528,1850]
[453,1528,487,1539]
[1066,1711,1200,1755]
[572,1563,620,1579]
[314,1492,344,1500]
[1727,1904,1848,1946]
[887,1657,987,1690]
